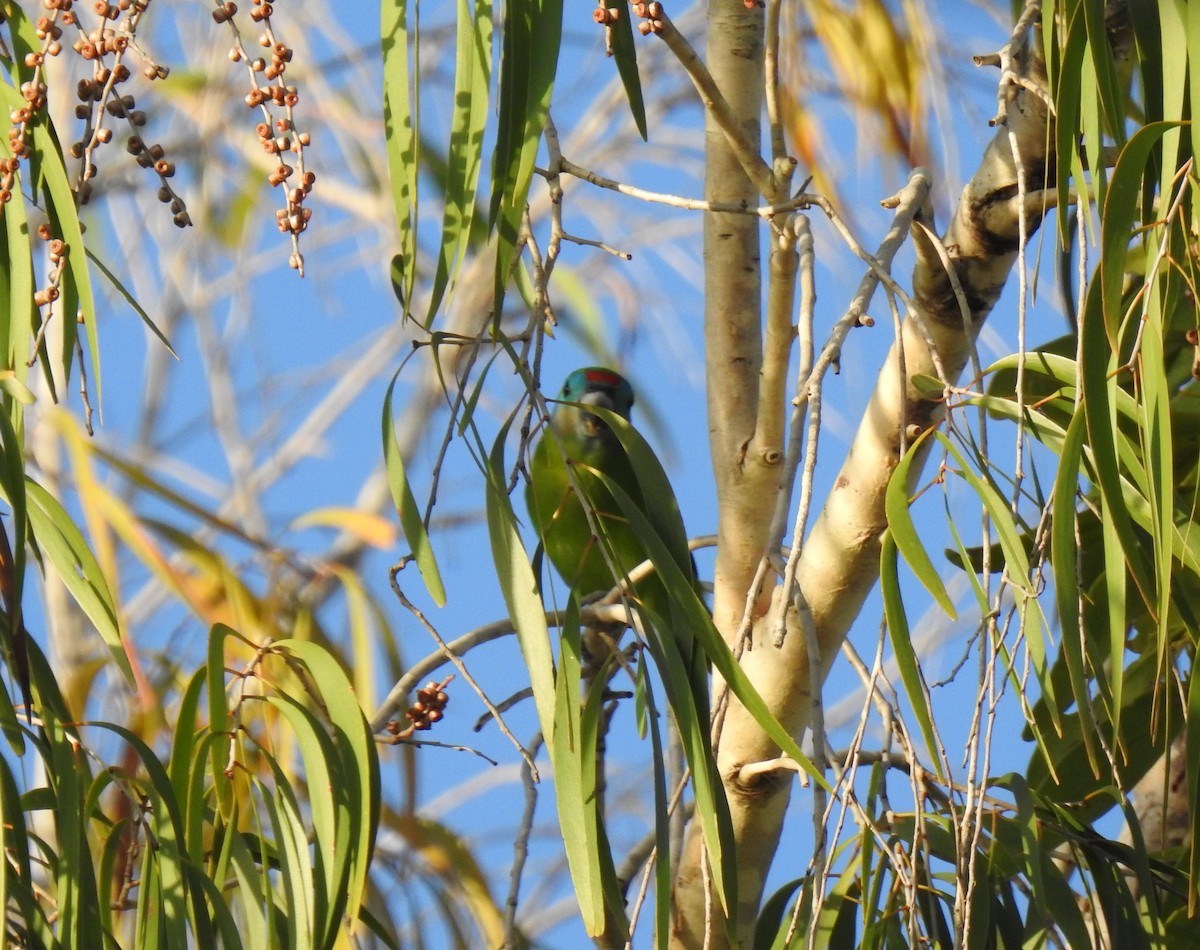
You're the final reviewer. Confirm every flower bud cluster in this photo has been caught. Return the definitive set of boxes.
[216,0,314,275]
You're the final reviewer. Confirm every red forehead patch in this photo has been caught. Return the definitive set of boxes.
[584,369,622,387]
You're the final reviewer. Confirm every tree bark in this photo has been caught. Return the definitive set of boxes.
[672,6,1069,946]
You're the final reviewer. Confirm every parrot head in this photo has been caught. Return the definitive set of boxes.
[554,367,635,443]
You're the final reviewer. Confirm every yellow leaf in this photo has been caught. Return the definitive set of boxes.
[291,507,398,549]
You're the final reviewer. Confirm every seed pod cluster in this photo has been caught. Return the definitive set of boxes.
[217,0,315,275]
[385,677,453,740]
[11,0,189,226]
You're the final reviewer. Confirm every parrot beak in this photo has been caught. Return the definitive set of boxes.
[579,391,615,438]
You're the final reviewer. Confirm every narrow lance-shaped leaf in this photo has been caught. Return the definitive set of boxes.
[484,417,557,738]
[1050,408,1100,774]
[426,0,493,325]
[92,722,213,946]
[0,87,34,379]
[207,623,236,820]
[1157,0,1187,184]
[263,691,347,944]
[24,477,132,683]
[607,3,648,140]
[933,431,1060,732]
[548,597,614,938]
[383,370,446,606]
[884,428,957,618]
[257,754,316,950]
[1190,2,1200,169]
[1188,670,1200,912]
[1054,5,1088,248]
[1139,264,1175,745]
[86,247,178,359]
[273,638,380,931]
[4,5,101,404]
[489,0,563,317]
[1080,272,1150,732]
[381,0,419,317]
[1101,123,1178,347]
[880,531,942,778]
[636,655,673,948]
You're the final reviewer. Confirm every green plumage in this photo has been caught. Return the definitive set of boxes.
[526,367,704,676]
[526,367,643,599]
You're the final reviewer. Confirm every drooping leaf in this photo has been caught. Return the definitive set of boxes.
[382,0,420,320]
[885,428,956,617]
[880,531,942,777]
[489,0,563,317]
[607,2,648,140]
[426,0,493,325]
[383,370,446,606]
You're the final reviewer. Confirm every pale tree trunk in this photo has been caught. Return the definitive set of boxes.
[668,2,1130,944]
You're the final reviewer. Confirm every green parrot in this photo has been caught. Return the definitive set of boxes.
[526,366,641,600]
[526,366,705,684]
[525,367,737,923]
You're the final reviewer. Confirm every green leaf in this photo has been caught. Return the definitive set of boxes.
[884,428,956,617]
[910,372,946,397]
[880,531,942,777]
[607,2,648,140]
[168,667,206,854]
[0,130,34,379]
[95,722,213,946]
[484,416,557,738]
[1190,0,1200,171]
[29,114,101,406]
[637,655,672,948]
[206,623,237,824]
[932,431,1033,594]
[1025,651,1173,822]
[228,827,272,949]
[547,597,611,937]
[1054,4,1089,247]
[383,370,446,606]
[272,638,380,930]
[381,0,419,320]
[489,0,563,316]
[1005,773,1092,949]
[1050,408,1099,774]
[42,712,102,949]
[1189,666,1200,911]
[86,247,178,359]
[426,0,493,325]
[1101,123,1179,348]
[24,477,132,683]
[262,691,344,944]
[257,757,315,950]
[1082,0,1126,147]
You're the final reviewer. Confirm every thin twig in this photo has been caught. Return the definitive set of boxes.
[502,733,543,948]
[370,601,635,731]
[635,2,778,197]
[388,568,540,780]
